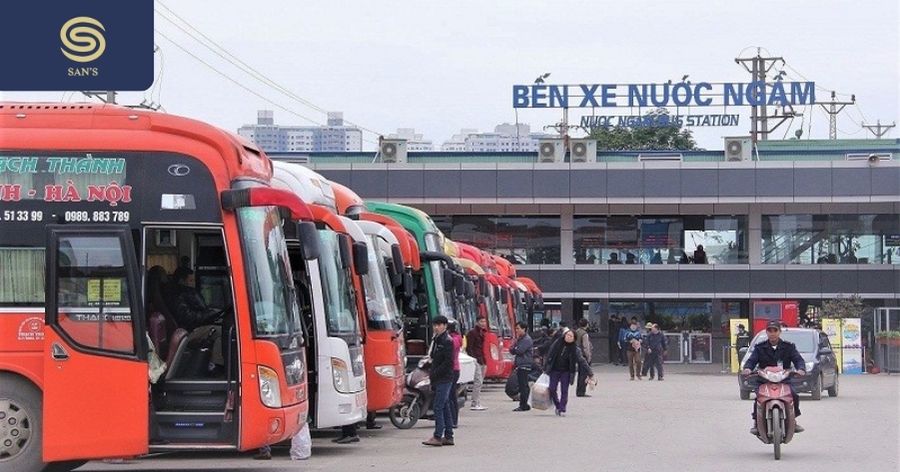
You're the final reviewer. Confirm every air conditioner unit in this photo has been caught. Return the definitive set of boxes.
[638,153,683,162]
[538,138,565,163]
[569,139,597,163]
[845,152,892,162]
[380,139,408,163]
[724,137,753,161]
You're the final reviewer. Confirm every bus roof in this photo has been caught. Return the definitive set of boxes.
[366,201,444,251]
[0,102,271,183]
[272,161,337,211]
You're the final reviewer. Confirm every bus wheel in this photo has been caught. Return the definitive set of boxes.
[0,374,42,472]
[44,460,89,472]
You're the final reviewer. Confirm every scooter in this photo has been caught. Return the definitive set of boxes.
[388,359,466,429]
[747,366,798,460]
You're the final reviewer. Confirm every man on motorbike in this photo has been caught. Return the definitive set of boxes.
[741,321,806,435]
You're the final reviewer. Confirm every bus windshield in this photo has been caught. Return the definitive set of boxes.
[362,236,402,331]
[317,230,360,340]
[237,206,303,345]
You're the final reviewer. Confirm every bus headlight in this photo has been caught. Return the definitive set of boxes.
[332,357,351,393]
[375,365,397,378]
[258,366,282,408]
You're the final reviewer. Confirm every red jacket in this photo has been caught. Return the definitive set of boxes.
[465,327,486,365]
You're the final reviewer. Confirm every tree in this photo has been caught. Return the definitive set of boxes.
[821,295,868,319]
[588,108,699,151]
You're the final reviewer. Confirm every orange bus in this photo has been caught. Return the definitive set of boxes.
[0,103,314,471]
[331,183,407,416]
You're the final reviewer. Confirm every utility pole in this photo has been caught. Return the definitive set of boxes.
[862,120,896,139]
[735,49,784,142]
[818,91,855,139]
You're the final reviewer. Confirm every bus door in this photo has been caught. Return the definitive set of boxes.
[43,225,148,461]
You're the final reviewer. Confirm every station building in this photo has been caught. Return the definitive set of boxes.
[270,138,900,364]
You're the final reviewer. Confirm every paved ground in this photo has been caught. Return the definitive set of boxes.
[78,366,899,472]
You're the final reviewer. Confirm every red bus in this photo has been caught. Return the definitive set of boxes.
[0,103,314,471]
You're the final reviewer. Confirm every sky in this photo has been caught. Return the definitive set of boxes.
[3,0,898,149]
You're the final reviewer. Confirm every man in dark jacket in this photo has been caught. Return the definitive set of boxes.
[641,324,667,380]
[608,315,620,365]
[575,318,593,397]
[465,316,488,411]
[423,316,455,447]
[742,321,807,435]
[510,322,534,411]
[167,267,220,331]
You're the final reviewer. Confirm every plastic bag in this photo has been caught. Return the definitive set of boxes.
[290,424,312,460]
[528,373,552,410]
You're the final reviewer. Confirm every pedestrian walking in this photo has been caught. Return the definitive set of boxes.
[466,315,488,411]
[532,318,553,366]
[624,320,643,380]
[510,321,534,411]
[617,318,630,365]
[448,320,463,427]
[641,323,667,380]
[543,329,593,416]
[422,316,455,447]
[575,318,593,397]
[608,315,620,365]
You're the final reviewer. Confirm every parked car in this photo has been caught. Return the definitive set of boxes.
[737,327,839,400]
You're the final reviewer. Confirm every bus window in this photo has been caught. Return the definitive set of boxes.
[0,247,44,305]
[56,234,135,354]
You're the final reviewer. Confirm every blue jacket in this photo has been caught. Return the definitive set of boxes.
[510,334,534,368]
[622,329,642,350]
[617,327,629,344]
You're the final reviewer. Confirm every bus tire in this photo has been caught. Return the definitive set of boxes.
[44,460,88,472]
[0,373,43,472]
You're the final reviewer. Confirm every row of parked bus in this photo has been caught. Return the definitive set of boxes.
[0,103,542,472]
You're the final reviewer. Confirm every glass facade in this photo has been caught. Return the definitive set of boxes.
[574,215,748,265]
[432,215,561,264]
[761,214,900,264]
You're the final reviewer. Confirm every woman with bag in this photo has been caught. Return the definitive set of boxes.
[543,329,594,416]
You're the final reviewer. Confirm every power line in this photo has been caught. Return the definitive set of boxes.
[155,28,380,146]
[155,1,383,137]
[155,32,323,127]
[817,91,856,139]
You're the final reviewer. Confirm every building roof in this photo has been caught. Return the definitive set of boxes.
[268,138,900,164]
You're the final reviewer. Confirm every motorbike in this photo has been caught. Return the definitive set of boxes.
[388,359,466,429]
[746,366,799,460]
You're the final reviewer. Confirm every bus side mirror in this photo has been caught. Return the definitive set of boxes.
[454,273,466,295]
[297,221,320,261]
[403,271,414,298]
[391,245,404,278]
[442,268,454,290]
[352,242,369,276]
[339,234,352,269]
